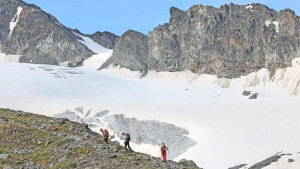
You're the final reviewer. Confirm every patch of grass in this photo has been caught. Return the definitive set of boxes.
[49,138,71,147]
[136,156,142,161]
[50,160,76,169]
[0,143,14,153]
[116,153,135,161]
[32,130,51,139]
[0,123,11,132]
[74,146,92,154]
[50,125,69,132]
[24,150,53,166]
[115,145,124,151]
[7,154,22,165]
[27,150,52,160]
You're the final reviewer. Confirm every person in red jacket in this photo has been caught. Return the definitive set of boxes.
[161,143,168,162]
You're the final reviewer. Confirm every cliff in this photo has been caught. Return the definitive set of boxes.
[109,3,300,78]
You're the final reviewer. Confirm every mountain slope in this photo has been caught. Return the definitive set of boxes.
[0,109,200,169]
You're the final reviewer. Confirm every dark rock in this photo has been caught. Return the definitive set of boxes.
[242,91,251,96]
[89,31,119,49]
[57,118,69,125]
[248,154,282,169]
[108,155,117,159]
[249,93,258,99]
[228,164,248,169]
[288,159,294,162]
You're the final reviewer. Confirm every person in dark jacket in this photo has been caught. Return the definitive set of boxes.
[121,132,132,152]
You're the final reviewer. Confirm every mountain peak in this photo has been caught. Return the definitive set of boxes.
[0,0,95,66]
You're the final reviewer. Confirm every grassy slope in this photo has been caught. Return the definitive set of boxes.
[0,108,200,169]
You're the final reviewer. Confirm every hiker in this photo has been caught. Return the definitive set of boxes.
[100,128,109,144]
[161,143,168,162]
[121,132,132,152]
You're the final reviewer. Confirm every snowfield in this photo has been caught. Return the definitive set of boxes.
[1,42,300,168]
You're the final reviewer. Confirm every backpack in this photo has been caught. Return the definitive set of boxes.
[125,133,130,141]
[104,129,109,137]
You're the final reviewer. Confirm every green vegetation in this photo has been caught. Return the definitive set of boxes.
[0,143,14,153]
[49,138,72,147]
[50,160,76,169]
[27,150,52,161]
[74,146,92,154]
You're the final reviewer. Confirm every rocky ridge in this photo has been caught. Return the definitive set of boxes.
[108,3,300,78]
[72,28,119,49]
[0,109,200,169]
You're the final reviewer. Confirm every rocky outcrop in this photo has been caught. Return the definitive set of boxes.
[109,3,300,78]
[109,30,149,74]
[230,152,298,169]
[0,108,201,169]
[72,29,119,49]
[0,0,94,66]
[89,31,119,49]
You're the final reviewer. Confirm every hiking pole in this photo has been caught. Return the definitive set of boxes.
[167,149,170,160]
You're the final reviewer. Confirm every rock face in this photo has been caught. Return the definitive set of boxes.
[110,30,149,74]
[109,3,300,78]
[88,31,119,49]
[0,108,201,169]
[0,0,94,66]
[72,28,119,49]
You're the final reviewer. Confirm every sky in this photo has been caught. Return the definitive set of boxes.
[23,0,300,36]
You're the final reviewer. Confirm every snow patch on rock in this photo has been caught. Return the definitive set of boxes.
[245,5,253,12]
[265,20,280,33]
[74,32,110,54]
[82,50,113,71]
[9,7,23,36]
[246,5,253,9]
